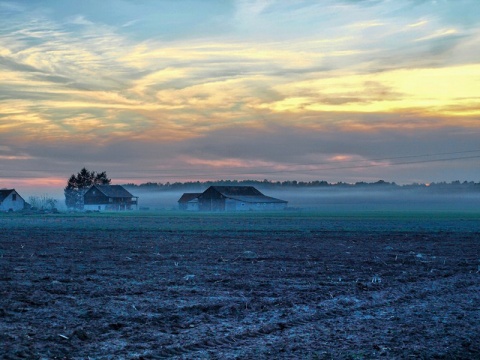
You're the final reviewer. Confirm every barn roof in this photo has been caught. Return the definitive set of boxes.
[210,186,263,196]
[91,185,135,198]
[0,189,14,202]
[207,186,287,204]
[178,193,202,203]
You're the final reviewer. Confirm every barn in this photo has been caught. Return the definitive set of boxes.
[197,186,287,211]
[84,184,138,211]
[178,193,202,211]
[0,189,26,212]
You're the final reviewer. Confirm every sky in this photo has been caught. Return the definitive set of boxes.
[1,0,480,196]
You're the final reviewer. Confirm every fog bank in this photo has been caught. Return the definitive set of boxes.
[126,186,480,213]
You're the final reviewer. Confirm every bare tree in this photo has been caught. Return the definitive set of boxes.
[28,195,58,211]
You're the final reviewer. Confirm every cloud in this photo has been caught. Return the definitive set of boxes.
[2,114,480,190]
[0,1,24,13]
[121,19,139,28]
[235,0,275,18]
[415,28,459,41]
[67,15,95,26]
[0,0,479,188]
[0,145,32,160]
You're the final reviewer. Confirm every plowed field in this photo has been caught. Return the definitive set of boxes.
[1,212,479,359]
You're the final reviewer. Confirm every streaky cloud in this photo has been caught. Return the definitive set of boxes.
[0,0,479,187]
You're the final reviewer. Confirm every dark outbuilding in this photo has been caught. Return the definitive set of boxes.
[84,184,138,211]
[178,193,202,211]
[195,186,287,211]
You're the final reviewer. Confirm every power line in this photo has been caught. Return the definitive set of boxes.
[1,150,480,179]
[68,154,480,179]
[272,155,480,174]
[149,149,480,173]
[105,149,480,173]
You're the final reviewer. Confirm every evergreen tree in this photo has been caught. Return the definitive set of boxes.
[64,168,111,209]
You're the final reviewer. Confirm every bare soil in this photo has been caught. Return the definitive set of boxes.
[1,213,479,359]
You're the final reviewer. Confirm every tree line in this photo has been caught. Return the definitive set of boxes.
[63,167,479,208]
[122,179,480,191]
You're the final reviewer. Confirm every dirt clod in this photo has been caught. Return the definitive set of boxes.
[1,214,479,359]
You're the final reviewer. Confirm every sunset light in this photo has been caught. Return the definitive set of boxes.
[1,0,480,194]
[2,3,480,357]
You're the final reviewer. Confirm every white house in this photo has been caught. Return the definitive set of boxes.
[0,189,26,212]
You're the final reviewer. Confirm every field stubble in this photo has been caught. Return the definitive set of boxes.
[0,211,479,359]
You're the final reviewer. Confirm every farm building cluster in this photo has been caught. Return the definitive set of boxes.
[0,185,139,213]
[1,185,287,212]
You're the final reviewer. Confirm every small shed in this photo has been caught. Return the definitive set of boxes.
[84,185,138,211]
[0,189,26,212]
[198,186,287,211]
[178,193,202,211]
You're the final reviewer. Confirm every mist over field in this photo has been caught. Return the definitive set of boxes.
[125,185,480,213]
[266,187,480,212]
[19,181,478,212]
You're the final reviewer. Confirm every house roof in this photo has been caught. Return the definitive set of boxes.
[208,186,287,204]
[178,193,202,203]
[91,185,135,198]
[0,189,14,202]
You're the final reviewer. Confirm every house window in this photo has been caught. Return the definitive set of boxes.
[12,194,16,201]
